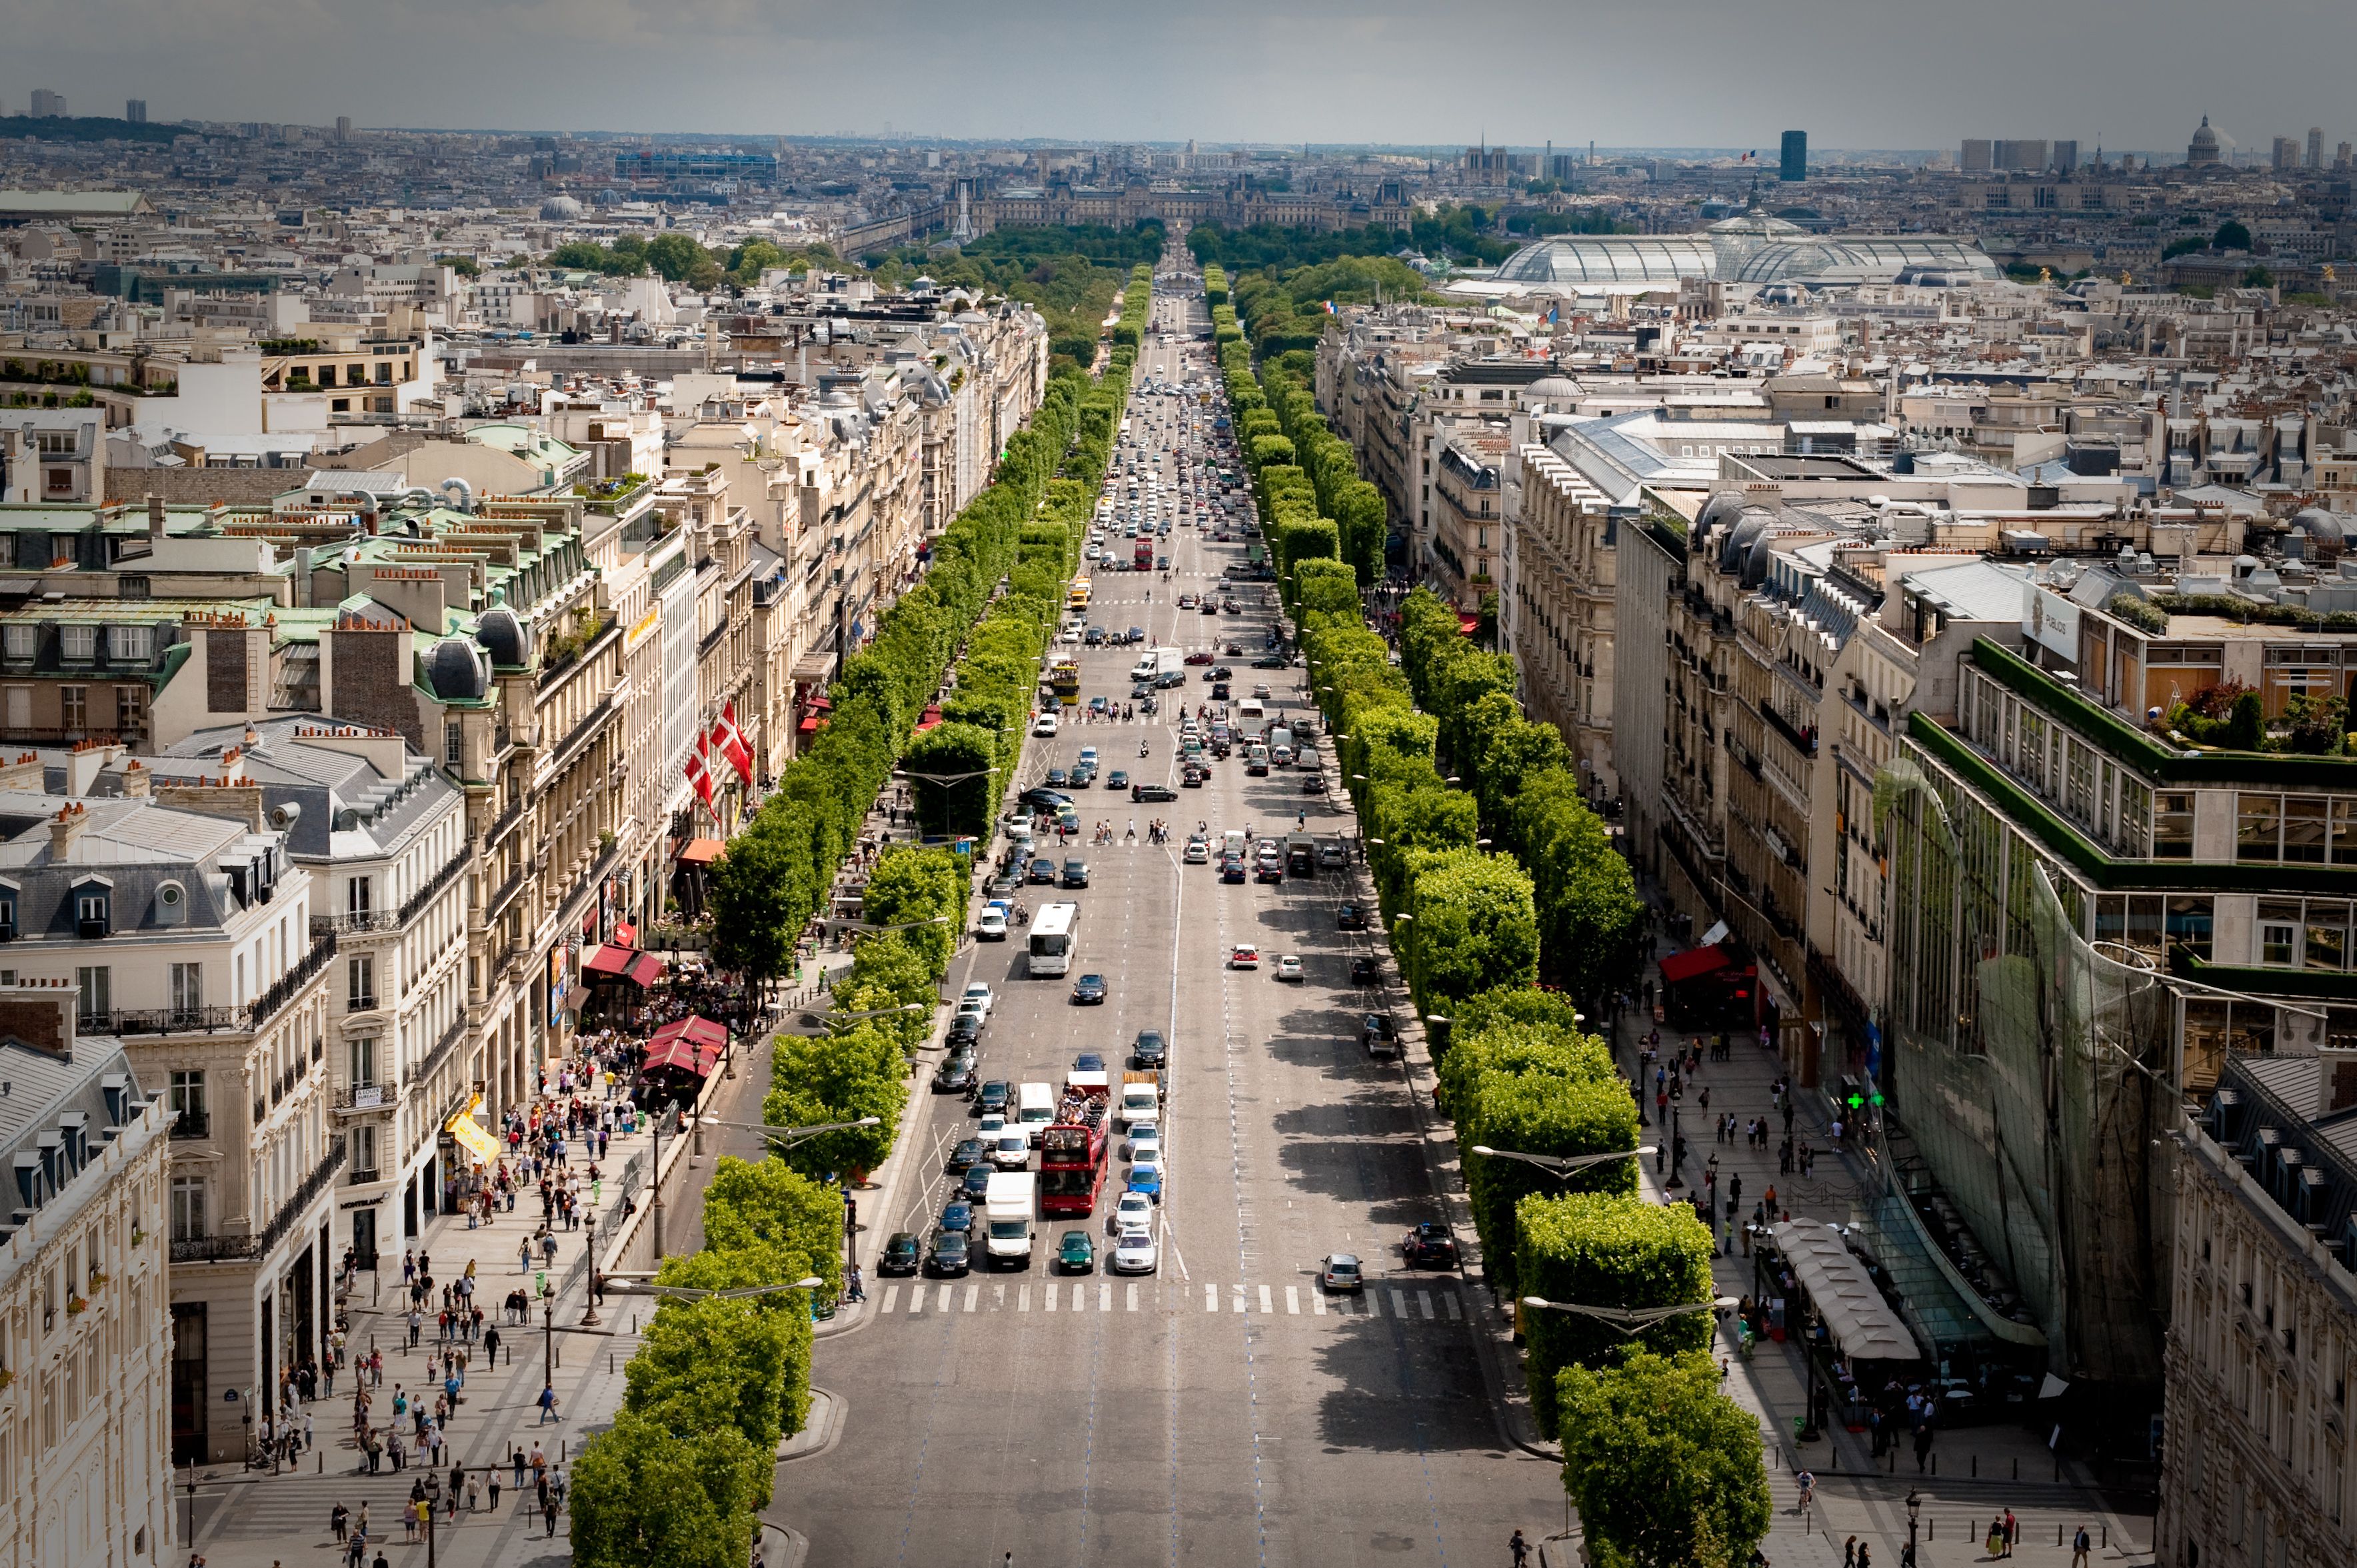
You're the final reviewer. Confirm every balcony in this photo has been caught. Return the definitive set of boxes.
[249,931,337,1032]
[170,1136,347,1265]
[315,909,401,937]
[1758,698,1818,760]
[170,1110,210,1140]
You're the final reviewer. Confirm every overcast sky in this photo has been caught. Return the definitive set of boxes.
[7,0,2348,156]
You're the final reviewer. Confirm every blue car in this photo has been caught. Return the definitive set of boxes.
[939,1199,974,1233]
[1127,1162,1165,1203]
[961,1165,993,1201]
[1073,1052,1107,1072]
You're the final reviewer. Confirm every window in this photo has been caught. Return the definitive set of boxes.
[2286,797,2330,864]
[0,889,13,940]
[44,470,72,500]
[2310,904,2351,972]
[1,626,31,662]
[168,1070,205,1134]
[57,625,93,663]
[2239,794,2283,862]
[347,876,373,916]
[108,624,152,663]
[353,1123,379,1178]
[73,965,109,1024]
[2151,790,2190,859]
[169,1177,205,1241]
[2261,901,2302,967]
[2064,742,2094,825]
[347,954,375,1010]
[169,962,201,1018]
[59,686,85,738]
[315,365,335,387]
[2167,897,2214,961]
[444,720,462,770]
[349,1036,378,1088]
[155,881,185,926]
[74,890,107,938]
[115,684,147,737]
[347,364,367,387]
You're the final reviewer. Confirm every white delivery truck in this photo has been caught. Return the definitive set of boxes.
[983,1171,1037,1267]
[1017,1081,1057,1145]
[1119,1070,1163,1135]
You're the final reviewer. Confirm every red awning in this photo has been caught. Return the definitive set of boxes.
[643,1015,729,1076]
[914,704,944,734]
[677,838,725,864]
[583,943,633,977]
[612,920,637,947]
[625,952,666,988]
[1456,612,1480,636]
[797,716,822,732]
[807,696,833,711]
[1659,945,1731,986]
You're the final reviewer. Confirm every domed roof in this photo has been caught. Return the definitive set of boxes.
[474,588,529,668]
[426,638,488,702]
[1524,375,1581,401]
[2294,507,2345,544]
[1696,490,1752,545]
[540,195,583,221]
[2190,117,2219,151]
[1708,211,1804,237]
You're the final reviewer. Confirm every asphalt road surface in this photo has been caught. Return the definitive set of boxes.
[785,271,1556,1567]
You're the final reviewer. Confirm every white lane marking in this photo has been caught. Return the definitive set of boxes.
[1045,1282,1058,1312]
[1285,1286,1300,1315]
[1202,1283,1217,1312]
[1417,1291,1434,1320]
[1127,1283,1140,1313]
[1390,1288,1408,1319]
[880,1285,899,1314]
[1442,1292,1463,1321]
[1258,1284,1273,1314]
[1310,1289,1325,1317]
[993,1284,1006,1311]
[909,1284,925,1316]
[1099,1283,1113,1313]
[964,1285,979,1313]
[1231,1287,1246,1314]
[1163,1212,1190,1282]
[1017,1285,1030,1313]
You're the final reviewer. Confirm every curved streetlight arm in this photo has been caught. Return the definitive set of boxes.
[607,1275,826,1301]
[1471,1144,1656,1179]
[1520,1294,1740,1335]
[697,1114,883,1150]
[897,766,1002,787]
[830,915,953,933]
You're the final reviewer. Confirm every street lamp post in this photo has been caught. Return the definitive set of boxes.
[1906,1487,1922,1564]
[1470,1144,1658,1179]
[694,1114,883,1154]
[1519,1293,1739,1334]
[1665,1103,1686,1189]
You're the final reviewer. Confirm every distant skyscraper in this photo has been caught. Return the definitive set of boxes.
[1960,139,1992,173]
[1778,130,1806,182]
[2050,139,2079,175]
[124,99,146,124]
[2308,127,2324,169]
[1994,139,2048,173]
[335,115,352,142]
[29,89,65,119]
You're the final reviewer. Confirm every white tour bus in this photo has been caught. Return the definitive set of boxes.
[1029,901,1081,978]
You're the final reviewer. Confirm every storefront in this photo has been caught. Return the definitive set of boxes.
[1754,1219,1924,1433]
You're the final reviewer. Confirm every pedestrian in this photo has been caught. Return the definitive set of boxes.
[2002,1508,2018,1557]
[331,1503,350,1543]
[537,1383,560,1423]
[1986,1518,2006,1558]
[2071,1525,2092,1567]
[1856,1545,1871,1568]
[488,1469,503,1512]
[1842,1537,1857,1568]
[1510,1528,1530,1566]
[1914,1420,1934,1473]
[543,1497,561,1538]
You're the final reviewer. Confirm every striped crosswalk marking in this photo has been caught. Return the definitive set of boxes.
[1390,1289,1408,1319]
[1202,1283,1217,1311]
[1442,1293,1462,1321]
[1231,1287,1247,1313]
[1045,1283,1059,1311]
[1127,1283,1139,1312]
[909,1285,924,1316]
[964,1285,979,1313]
[1310,1289,1325,1316]
[993,1285,1006,1311]
[1099,1283,1112,1312]
[1258,1285,1273,1314]
[880,1285,899,1314]
[1284,1286,1300,1315]
[1417,1291,1434,1320]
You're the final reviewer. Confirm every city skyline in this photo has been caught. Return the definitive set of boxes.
[3,0,2348,150]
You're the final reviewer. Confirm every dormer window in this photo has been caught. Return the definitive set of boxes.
[74,881,110,938]
[1,625,32,662]
[155,880,186,926]
[59,624,94,664]
[109,624,153,664]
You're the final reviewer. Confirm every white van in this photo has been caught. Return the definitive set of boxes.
[1238,697,1265,722]
[1017,1082,1057,1146]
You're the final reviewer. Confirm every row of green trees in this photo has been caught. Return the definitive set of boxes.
[571,280,1148,1567]
[567,1156,847,1568]
[1186,207,1518,271]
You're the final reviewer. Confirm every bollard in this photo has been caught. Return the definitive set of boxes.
[1930,1453,1936,1475]
[2054,1455,2061,1483]
[1927,1521,1933,1541]
[2058,1525,2064,1546]
[2103,1525,2108,1549]
[1971,1453,1978,1477]
[2012,1456,2018,1481]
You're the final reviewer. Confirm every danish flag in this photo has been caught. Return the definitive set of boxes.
[713,700,754,788]
[684,732,715,811]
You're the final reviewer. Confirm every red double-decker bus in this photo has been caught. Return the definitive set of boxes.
[1039,1075,1111,1216]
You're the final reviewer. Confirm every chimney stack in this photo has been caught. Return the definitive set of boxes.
[121,758,151,798]
[147,492,165,542]
[49,802,89,860]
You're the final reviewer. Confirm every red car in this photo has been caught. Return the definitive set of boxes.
[1183,651,1214,666]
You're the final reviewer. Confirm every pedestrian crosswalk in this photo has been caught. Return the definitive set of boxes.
[870,1277,1468,1326]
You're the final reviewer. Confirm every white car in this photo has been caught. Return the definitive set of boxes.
[1033,712,1061,737]
[991,1134,1030,1171]
[955,998,989,1030]
[1183,836,1209,864]
[1275,956,1303,982]
[1107,1191,1155,1236]
[961,982,995,1019]
[1111,1225,1160,1275]
[976,908,1008,941]
[1124,1131,1164,1164]
[1229,944,1260,970]
[978,1113,1011,1140]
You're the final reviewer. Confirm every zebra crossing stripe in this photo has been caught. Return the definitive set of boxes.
[1045,1283,1059,1312]
[1284,1286,1300,1315]
[965,1285,979,1313]
[1417,1291,1434,1320]
[1099,1283,1112,1312]
[880,1285,899,1314]
[1310,1289,1326,1316]
[1258,1285,1273,1314]
[1202,1283,1217,1312]
[1127,1283,1140,1313]
[1442,1293,1462,1321]
[1018,1285,1031,1313]
[1389,1289,1408,1319]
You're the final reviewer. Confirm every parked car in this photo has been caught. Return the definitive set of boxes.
[1319,1253,1364,1293]
[1402,1223,1460,1269]
[1337,904,1369,931]
[1350,956,1382,985]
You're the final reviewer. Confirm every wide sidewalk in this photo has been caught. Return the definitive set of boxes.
[1609,879,2158,1567]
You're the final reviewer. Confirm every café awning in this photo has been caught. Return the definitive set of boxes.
[1770,1221,1922,1363]
[644,1015,729,1077]
[443,1103,503,1166]
[677,838,725,865]
[583,943,633,977]
[1659,944,1730,986]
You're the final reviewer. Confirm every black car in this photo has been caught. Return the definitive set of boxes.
[1402,1222,1459,1269]
[1132,782,1178,802]
[960,1165,994,1201]
[1211,682,1231,701]
[1063,857,1090,888]
[1337,903,1369,931]
[975,1080,1012,1116]
[949,1137,987,1172]
[1045,768,1070,788]
[1301,774,1324,796]
[879,1231,923,1276]
[1204,666,1232,682]
[1019,786,1073,812]
[1133,1030,1168,1068]
[945,1018,981,1052]
[939,1199,975,1233]
[1360,1014,1400,1058]
[926,1229,972,1277]
[1251,654,1288,670]
[1071,973,1109,1004]
[1028,858,1059,884]
[1350,956,1382,985]
[933,1052,978,1094]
